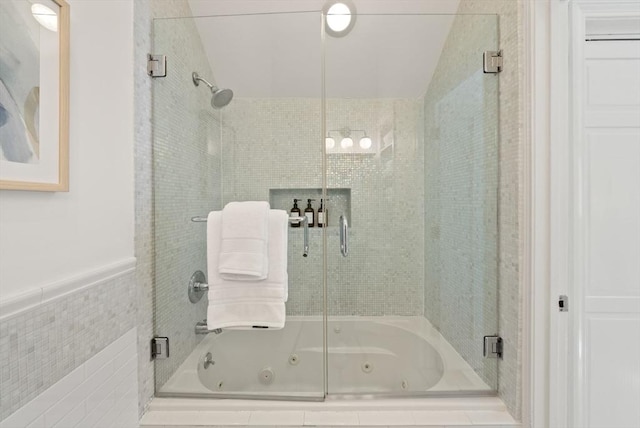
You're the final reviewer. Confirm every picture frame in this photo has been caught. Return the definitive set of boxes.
[0,0,70,191]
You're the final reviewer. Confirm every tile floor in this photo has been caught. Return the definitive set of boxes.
[139,397,519,427]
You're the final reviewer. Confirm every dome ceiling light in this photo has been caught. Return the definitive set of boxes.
[324,1,356,38]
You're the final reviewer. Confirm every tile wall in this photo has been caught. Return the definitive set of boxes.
[460,1,523,418]
[0,270,136,422]
[423,0,523,418]
[133,0,155,415]
[422,14,500,390]
[0,328,138,428]
[150,10,223,392]
[134,0,222,408]
[220,98,424,316]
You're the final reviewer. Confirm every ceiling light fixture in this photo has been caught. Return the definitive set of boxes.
[31,3,58,32]
[324,1,356,38]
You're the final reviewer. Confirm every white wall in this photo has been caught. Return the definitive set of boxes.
[0,0,135,300]
[0,328,138,428]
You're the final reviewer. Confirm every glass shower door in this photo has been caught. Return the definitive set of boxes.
[152,11,325,400]
[324,13,500,395]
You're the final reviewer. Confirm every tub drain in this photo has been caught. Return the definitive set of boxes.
[361,362,373,373]
[401,379,409,390]
[259,367,275,385]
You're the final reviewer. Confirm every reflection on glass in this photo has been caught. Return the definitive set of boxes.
[31,3,58,32]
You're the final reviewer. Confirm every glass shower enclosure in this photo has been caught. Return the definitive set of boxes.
[151,8,499,400]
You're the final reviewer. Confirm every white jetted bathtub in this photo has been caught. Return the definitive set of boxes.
[159,316,492,397]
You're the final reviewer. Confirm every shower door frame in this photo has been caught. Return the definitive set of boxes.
[322,12,502,399]
[151,9,503,403]
[151,10,329,402]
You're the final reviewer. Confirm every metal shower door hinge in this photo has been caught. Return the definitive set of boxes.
[483,335,503,359]
[151,337,169,359]
[147,54,167,78]
[483,50,503,73]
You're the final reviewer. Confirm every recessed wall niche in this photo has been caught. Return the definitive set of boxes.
[269,188,351,228]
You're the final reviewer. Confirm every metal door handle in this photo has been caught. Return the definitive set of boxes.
[339,215,348,257]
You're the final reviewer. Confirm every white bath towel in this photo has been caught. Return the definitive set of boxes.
[207,209,289,330]
[218,201,270,281]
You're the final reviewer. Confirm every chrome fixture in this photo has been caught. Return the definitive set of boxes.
[339,214,349,257]
[191,215,310,257]
[151,337,169,360]
[192,72,234,108]
[196,320,223,335]
[326,127,373,152]
[188,270,208,303]
[483,50,503,74]
[203,352,215,369]
[147,54,166,78]
[483,335,503,359]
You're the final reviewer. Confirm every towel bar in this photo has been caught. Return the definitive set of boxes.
[191,215,309,257]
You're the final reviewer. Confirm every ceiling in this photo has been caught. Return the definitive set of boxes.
[187,0,461,98]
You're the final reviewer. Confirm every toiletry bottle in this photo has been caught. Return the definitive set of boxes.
[290,199,301,228]
[317,199,327,228]
[304,199,316,227]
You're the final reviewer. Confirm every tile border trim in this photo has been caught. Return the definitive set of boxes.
[0,257,137,321]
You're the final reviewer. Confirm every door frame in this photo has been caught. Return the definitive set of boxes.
[528,1,640,427]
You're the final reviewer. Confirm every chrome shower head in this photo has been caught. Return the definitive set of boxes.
[211,88,233,108]
[192,72,234,109]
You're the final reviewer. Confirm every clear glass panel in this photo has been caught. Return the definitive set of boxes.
[152,12,325,399]
[325,14,499,395]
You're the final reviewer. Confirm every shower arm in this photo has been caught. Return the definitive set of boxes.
[191,215,309,258]
[192,72,215,91]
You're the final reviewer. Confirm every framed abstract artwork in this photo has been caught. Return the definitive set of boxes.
[0,0,69,191]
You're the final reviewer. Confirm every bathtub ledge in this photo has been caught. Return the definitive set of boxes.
[140,397,520,427]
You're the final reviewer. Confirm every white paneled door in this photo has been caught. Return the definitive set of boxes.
[573,37,640,428]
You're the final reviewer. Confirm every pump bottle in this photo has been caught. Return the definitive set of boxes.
[317,199,327,228]
[304,199,316,227]
[290,199,301,228]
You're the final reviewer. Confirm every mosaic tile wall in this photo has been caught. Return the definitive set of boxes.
[0,271,136,421]
[134,0,219,413]
[462,1,523,419]
[327,99,424,316]
[422,14,500,391]
[423,0,523,419]
[219,98,324,316]
[151,10,223,393]
[133,0,154,416]
[220,98,424,316]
